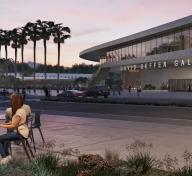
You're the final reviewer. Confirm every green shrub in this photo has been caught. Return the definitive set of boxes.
[125,152,155,175]
[0,158,32,176]
[143,84,156,90]
[173,167,192,176]
[92,168,121,176]
[104,149,120,162]
[35,153,59,172]
[58,161,79,176]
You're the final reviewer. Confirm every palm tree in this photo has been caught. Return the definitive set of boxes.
[1,30,11,78]
[36,20,54,80]
[10,28,21,79]
[18,27,28,81]
[0,29,4,59]
[51,24,71,92]
[24,22,41,89]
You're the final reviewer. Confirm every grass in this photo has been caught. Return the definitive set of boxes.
[92,168,121,176]
[172,167,192,176]
[123,152,155,175]
[35,152,59,172]
[57,161,79,176]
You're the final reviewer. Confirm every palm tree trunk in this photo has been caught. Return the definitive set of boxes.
[14,47,17,78]
[43,39,47,80]
[57,41,60,93]
[14,47,17,88]
[21,44,24,81]
[5,45,8,77]
[33,39,36,92]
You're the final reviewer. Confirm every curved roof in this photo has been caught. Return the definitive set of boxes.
[79,15,192,62]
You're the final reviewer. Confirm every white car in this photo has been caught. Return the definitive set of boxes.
[57,89,85,97]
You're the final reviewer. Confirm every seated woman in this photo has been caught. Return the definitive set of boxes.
[0,94,29,164]
[5,101,31,121]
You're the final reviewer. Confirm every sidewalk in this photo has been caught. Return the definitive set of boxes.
[110,89,192,100]
[106,90,192,106]
[6,113,190,166]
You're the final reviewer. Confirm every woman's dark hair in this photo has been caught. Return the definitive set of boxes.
[11,94,23,116]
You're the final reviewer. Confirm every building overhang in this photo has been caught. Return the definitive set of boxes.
[80,15,192,62]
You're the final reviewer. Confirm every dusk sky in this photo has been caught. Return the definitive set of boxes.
[1,0,192,67]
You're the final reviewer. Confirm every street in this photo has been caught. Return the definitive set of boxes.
[1,100,192,126]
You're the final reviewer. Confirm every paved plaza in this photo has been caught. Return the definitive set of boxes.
[0,113,191,165]
[1,108,192,165]
[41,115,192,165]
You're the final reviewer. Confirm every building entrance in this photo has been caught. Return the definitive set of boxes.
[121,70,141,89]
[168,79,192,91]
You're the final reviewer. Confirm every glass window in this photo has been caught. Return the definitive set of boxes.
[104,27,192,62]
[132,44,137,58]
[182,28,190,49]
[137,43,142,57]
[128,45,133,58]
[122,47,126,60]
[190,27,192,48]
[161,35,169,53]
[168,33,175,52]
[118,49,121,61]
[125,46,129,59]
[110,50,113,62]
[108,51,112,62]
[175,31,183,50]
[151,38,157,55]
[113,49,117,62]
[110,51,113,62]
[156,37,162,54]
[146,40,151,56]
[106,52,110,63]
[141,42,146,57]
[113,50,117,62]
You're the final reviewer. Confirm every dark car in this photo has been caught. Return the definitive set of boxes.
[85,86,110,98]
[57,90,85,98]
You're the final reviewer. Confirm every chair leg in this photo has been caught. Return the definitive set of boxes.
[26,140,34,158]
[38,127,45,143]
[21,139,31,161]
[30,130,36,152]
[7,141,12,156]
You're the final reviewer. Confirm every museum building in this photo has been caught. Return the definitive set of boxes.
[80,15,192,91]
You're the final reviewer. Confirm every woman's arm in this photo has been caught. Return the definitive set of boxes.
[3,122,11,125]
[0,115,21,129]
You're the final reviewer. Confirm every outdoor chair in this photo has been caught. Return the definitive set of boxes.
[31,111,45,144]
[18,133,35,160]
[7,125,35,161]
[8,115,35,160]
[27,114,36,152]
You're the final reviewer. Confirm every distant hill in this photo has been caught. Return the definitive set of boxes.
[27,61,41,68]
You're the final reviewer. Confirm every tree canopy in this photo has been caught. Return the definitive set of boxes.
[0,60,99,74]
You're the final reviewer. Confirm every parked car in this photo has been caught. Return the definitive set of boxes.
[57,89,85,98]
[84,86,110,98]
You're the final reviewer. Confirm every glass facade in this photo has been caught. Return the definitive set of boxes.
[101,26,192,64]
